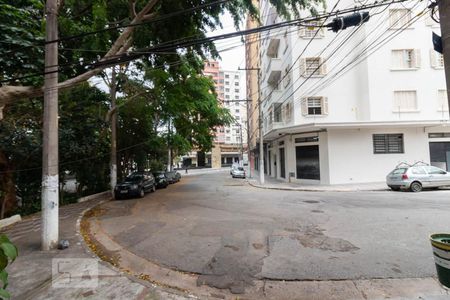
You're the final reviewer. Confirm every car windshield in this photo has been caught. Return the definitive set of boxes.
[391,168,407,175]
[237,167,244,171]
[125,174,143,182]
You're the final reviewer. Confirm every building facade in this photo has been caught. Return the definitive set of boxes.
[254,0,450,184]
[203,61,248,167]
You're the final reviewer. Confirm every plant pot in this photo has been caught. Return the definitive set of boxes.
[430,233,450,288]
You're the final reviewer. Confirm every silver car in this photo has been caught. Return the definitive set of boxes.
[386,165,450,192]
[231,167,246,179]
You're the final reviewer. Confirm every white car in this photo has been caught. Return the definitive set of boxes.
[231,167,246,178]
[386,165,450,192]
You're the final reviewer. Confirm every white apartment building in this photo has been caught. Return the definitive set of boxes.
[257,0,450,184]
[218,70,248,146]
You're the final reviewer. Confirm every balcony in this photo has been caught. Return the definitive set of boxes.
[267,38,280,58]
[266,58,282,85]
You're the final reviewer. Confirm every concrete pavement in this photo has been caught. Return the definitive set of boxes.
[83,172,450,299]
[1,193,193,300]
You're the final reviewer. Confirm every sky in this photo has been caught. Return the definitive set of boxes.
[208,12,247,71]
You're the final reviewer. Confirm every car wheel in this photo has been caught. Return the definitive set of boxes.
[410,181,422,192]
[139,188,145,198]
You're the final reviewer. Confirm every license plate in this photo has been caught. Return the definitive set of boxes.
[120,190,128,194]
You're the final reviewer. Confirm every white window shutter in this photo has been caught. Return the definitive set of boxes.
[301,98,308,116]
[320,58,327,75]
[299,58,306,77]
[430,49,437,68]
[322,97,329,115]
[414,49,421,68]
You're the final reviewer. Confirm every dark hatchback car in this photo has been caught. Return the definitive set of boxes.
[165,171,181,184]
[114,172,156,199]
[153,171,169,189]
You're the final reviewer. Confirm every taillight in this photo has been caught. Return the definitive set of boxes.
[402,174,408,180]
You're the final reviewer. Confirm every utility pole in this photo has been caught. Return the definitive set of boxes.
[167,119,172,171]
[110,67,117,195]
[41,0,59,250]
[439,0,450,117]
[239,67,263,184]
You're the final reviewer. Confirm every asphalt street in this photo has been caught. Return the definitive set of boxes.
[96,171,450,293]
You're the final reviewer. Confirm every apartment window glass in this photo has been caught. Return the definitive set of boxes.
[235,75,239,79]
[225,81,229,85]
[389,9,412,28]
[307,97,322,115]
[235,109,240,113]
[225,74,229,78]
[225,88,230,92]
[225,95,230,99]
[373,134,404,154]
[431,50,445,68]
[235,89,239,93]
[234,82,239,86]
[393,91,418,111]
[226,137,231,142]
[438,90,449,111]
[391,49,420,69]
[235,95,239,100]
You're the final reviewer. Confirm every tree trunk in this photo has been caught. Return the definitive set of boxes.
[0,151,17,218]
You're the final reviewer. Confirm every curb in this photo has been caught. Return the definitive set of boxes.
[246,180,389,192]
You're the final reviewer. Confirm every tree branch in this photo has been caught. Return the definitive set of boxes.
[0,0,160,109]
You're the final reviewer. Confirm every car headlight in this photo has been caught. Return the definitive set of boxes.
[131,184,138,189]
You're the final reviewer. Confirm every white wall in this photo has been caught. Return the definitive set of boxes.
[327,128,430,184]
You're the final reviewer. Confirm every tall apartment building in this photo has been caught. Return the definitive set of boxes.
[254,0,450,184]
[245,5,261,174]
[203,61,248,166]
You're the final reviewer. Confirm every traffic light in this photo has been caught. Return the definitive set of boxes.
[326,11,370,32]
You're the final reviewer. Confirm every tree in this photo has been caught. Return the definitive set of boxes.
[0,0,324,108]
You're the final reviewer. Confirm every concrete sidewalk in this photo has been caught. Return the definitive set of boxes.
[246,170,390,192]
[1,194,192,300]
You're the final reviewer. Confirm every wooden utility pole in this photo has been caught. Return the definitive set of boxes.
[110,67,118,194]
[41,0,59,250]
[439,0,450,117]
[167,119,172,171]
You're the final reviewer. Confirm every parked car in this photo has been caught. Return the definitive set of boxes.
[153,171,169,189]
[114,172,156,199]
[231,167,246,178]
[230,163,239,175]
[165,171,181,184]
[386,165,450,192]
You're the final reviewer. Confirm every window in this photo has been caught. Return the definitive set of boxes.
[235,89,239,93]
[235,102,239,106]
[284,65,292,87]
[389,9,412,29]
[225,88,230,92]
[225,95,230,99]
[225,81,229,85]
[226,129,230,133]
[284,102,293,122]
[225,74,229,78]
[430,50,445,69]
[424,166,447,175]
[393,91,418,112]
[226,137,231,142]
[429,132,450,138]
[234,82,239,86]
[438,90,449,111]
[299,21,325,38]
[300,57,326,77]
[219,128,225,133]
[391,49,420,69]
[274,103,283,122]
[235,95,239,100]
[235,116,240,120]
[236,137,241,143]
[301,97,328,116]
[411,167,426,175]
[235,75,239,79]
[235,109,240,113]
[373,134,404,154]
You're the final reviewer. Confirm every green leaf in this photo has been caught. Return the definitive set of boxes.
[0,270,8,289]
[0,287,11,299]
[0,237,10,245]
[0,244,17,262]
